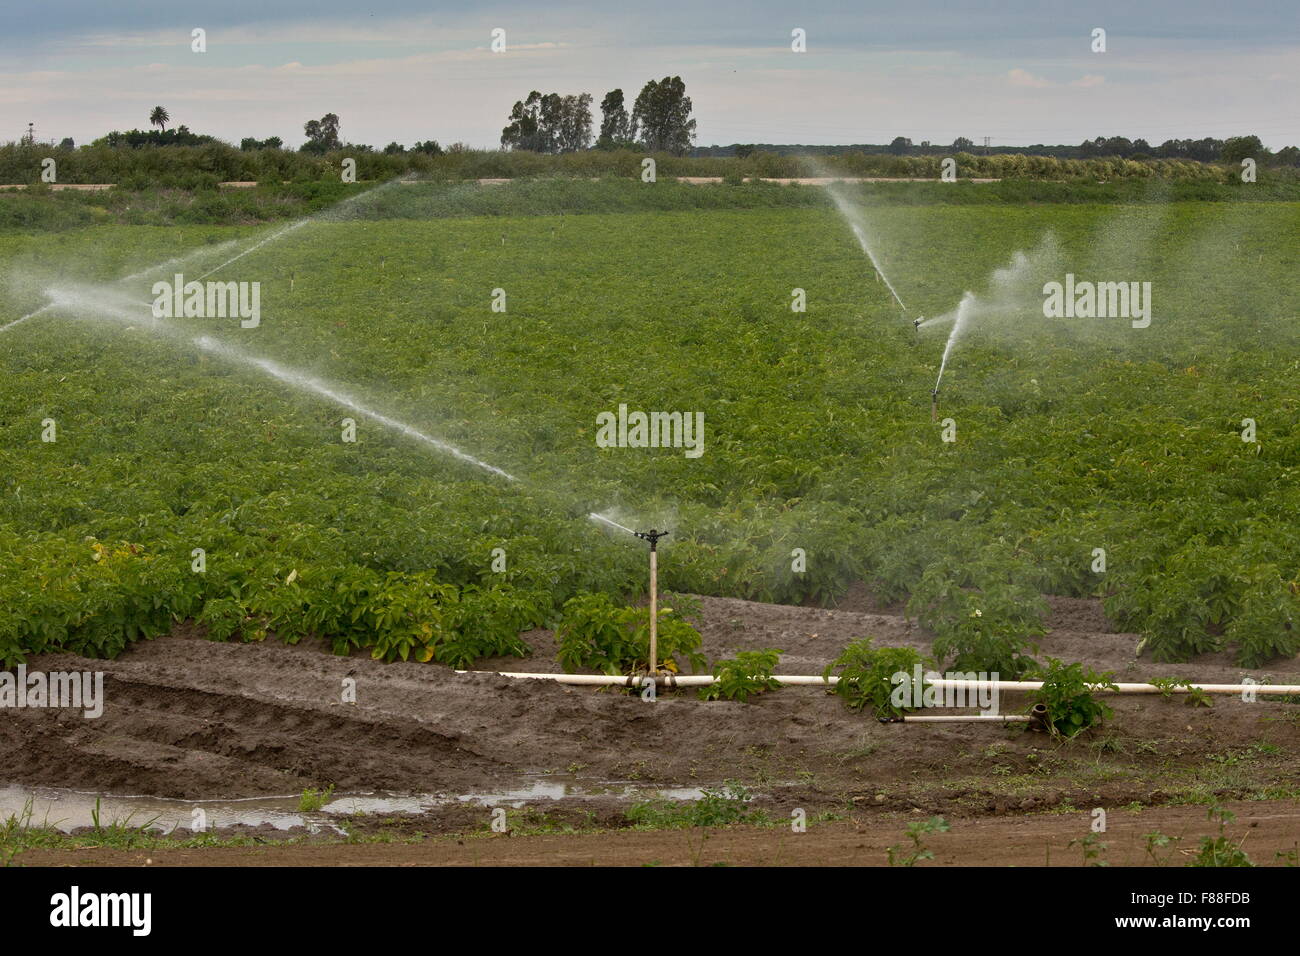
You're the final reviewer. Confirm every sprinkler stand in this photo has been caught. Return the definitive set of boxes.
[930,387,939,421]
[632,529,670,674]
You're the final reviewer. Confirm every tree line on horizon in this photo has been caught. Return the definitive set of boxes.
[709,134,1295,167]
[498,77,697,155]
[16,90,1298,169]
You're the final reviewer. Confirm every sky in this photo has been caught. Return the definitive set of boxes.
[3,0,1297,151]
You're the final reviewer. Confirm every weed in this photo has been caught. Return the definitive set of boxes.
[625,784,765,830]
[1143,830,1181,866]
[299,785,336,812]
[1189,802,1254,867]
[1068,832,1109,866]
[886,816,950,866]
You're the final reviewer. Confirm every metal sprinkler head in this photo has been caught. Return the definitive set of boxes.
[633,528,670,552]
[913,317,922,331]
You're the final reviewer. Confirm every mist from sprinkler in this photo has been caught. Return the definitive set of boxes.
[0,182,647,543]
[919,235,1064,414]
[800,159,911,319]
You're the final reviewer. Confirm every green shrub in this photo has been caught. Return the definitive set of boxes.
[1031,658,1117,737]
[1225,570,1300,668]
[907,567,1042,678]
[822,638,928,719]
[699,649,782,702]
[556,591,705,675]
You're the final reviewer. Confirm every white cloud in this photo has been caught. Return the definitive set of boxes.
[1007,68,1052,88]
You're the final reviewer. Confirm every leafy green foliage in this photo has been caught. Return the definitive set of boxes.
[625,784,764,829]
[1149,676,1214,708]
[1068,832,1109,866]
[4,198,1300,670]
[909,567,1043,678]
[1225,570,1300,668]
[556,592,705,674]
[298,784,335,812]
[886,816,950,866]
[1190,803,1254,867]
[823,638,928,719]
[699,649,782,702]
[1031,658,1117,738]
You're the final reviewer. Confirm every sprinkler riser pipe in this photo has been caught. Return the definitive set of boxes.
[649,549,658,675]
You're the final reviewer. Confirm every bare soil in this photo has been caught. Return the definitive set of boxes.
[5,593,1299,865]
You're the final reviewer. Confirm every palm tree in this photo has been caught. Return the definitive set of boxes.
[149,106,170,133]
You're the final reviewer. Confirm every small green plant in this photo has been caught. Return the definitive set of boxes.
[1150,676,1213,707]
[299,784,336,812]
[1068,832,1109,866]
[699,649,782,702]
[625,784,765,830]
[823,637,929,719]
[1189,802,1254,867]
[1031,658,1117,737]
[556,591,705,674]
[1143,830,1181,866]
[886,816,950,866]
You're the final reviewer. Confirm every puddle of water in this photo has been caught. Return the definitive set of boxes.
[0,777,710,836]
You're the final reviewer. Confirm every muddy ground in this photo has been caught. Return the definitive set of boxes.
[4,592,1299,865]
[15,800,1300,867]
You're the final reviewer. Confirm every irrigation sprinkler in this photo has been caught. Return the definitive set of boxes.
[632,528,670,674]
[930,387,939,421]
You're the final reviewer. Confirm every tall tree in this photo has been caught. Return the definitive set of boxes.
[501,91,545,151]
[557,93,594,152]
[598,89,631,148]
[631,76,696,155]
[1221,135,1264,165]
[149,106,170,132]
[501,91,592,153]
[301,113,341,153]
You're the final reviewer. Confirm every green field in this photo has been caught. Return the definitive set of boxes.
[2,181,1299,669]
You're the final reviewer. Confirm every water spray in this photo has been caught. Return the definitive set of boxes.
[632,529,669,674]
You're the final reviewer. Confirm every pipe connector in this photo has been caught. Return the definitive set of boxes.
[1028,703,1050,733]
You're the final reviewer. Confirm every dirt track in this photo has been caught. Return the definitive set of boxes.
[3,593,1299,861]
[16,801,1300,867]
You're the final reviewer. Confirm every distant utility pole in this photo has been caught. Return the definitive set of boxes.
[983,136,991,154]
[23,122,34,145]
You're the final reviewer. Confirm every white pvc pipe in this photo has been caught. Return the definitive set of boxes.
[901,715,1031,722]
[456,671,1300,695]
[926,678,1300,696]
